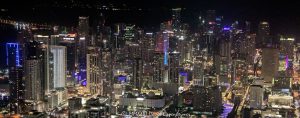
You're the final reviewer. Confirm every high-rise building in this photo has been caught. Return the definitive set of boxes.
[8,67,24,114]
[6,43,21,67]
[279,35,294,75]
[50,46,67,89]
[124,25,136,43]
[6,43,25,113]
[171,8,181,31]
[24,40,44,111]
[261,48,279,82]
[24,60,42,110]
[257,21,270,47]
[86,52,102,95]
[60,37,77,86]
[77,16,90,84]
[249,85,263,109]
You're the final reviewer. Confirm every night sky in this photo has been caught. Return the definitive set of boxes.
[1,0,300,35]
[1,0,300,67]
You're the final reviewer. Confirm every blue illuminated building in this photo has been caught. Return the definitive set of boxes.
[163,32,169,66]
[6,43,21,67]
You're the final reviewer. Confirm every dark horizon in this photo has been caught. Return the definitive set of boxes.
[0,0,300,36]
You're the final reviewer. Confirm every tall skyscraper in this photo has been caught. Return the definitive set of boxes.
[261,48,279,82]
[124,25,136,43]
[86,52,102,95]
[6,42,24,114]
[257,21,270,47]
[24,40,44,111]
[278,35,295,77]
[172,8,181,32]
[24,60,42,109]
[6,43,21,67]
[60,36,77,86]
[8,67,24,114]
[77,16,90,84]
[50,46,67,89]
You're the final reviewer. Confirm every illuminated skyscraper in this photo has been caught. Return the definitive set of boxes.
[24,60,42,109]
[172,8,181,31]
[6,42,24,114]
[8,67,24,114]
[278,35,295,76]
[24,40,43,111]
[6,43,21,67]
[124,25,136,42]
[50,46,67,89]
[77,16,90,84]
[86,52,102,95]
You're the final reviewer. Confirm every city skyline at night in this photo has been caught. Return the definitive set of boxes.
[1,0,300,118]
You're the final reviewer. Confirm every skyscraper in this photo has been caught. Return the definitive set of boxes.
[6,42,26,113]
[24,40,43,111]
[77,16,90,84]
[86,52,102,95]
[261,48,279,82]
[8,67,24,114]
[249,85,263,109]
[257,21,270,47]
[172,8,181,32]
[50,45,67,89]
[24,60,42,109]
[6,43,21,67]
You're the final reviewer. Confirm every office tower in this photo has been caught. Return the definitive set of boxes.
[261,48,279,82]
[50,45,66,89]
[257,21,270,47]
[6,43,21,67]
[24,40,43,111]
[60,36,77,86]
[86,52,102,95]
[124,25,136,43]
[163,32,169,66]
[100,50,114,95]
[112,23,125,49]
[7,42,24,114]
[133,58,143,90]
[91,13,105,47]
[249,85,263,109]
[77,16,89,84]
[169,52,180,83]
[24,60,42,110]
[78,16,90,37]
[203,10,217,55]
[279,36,295,77]
[8,67,24,114]
[246,34,256,64]
[172,8,181,31]
[273,77,292,89]
[155,32,164,53]
[163,31,171,83]
[191,86,222,115]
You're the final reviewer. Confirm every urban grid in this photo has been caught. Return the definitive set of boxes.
[0,0,300,118]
